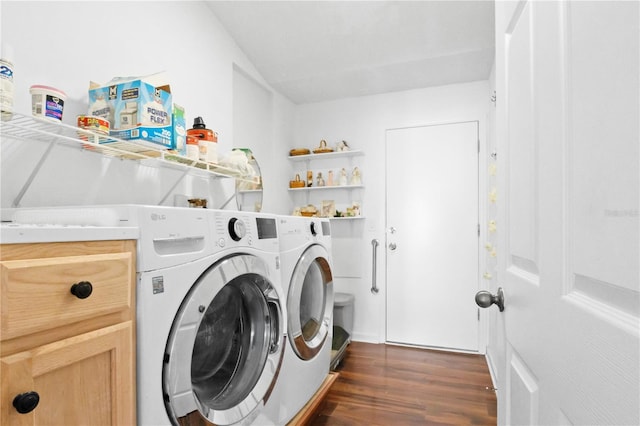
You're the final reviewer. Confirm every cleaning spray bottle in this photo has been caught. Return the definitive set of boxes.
[187,117,217,163]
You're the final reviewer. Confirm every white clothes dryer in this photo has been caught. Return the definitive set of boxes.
[275,215,334,424]
[131,206,286,426]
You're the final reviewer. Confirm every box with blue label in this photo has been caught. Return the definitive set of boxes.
[172,103,186,156]
[88,72,173,149]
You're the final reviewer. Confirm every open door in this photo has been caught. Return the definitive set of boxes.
[489,1,639,424]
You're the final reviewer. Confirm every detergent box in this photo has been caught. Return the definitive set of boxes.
[172,103,187,156]
[88,72,173,149]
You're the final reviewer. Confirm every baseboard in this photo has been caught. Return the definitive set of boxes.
[351,332,382,343]
[485,349,499,391]
[287,372,339,425]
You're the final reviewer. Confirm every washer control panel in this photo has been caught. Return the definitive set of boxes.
[213,212,279,252]
[228,217,247,241]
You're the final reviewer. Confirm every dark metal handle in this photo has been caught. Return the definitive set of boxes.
[70,281,93,299]
[475,287,505,312]
[13,391,40,414]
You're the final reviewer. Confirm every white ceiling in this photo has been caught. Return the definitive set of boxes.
[206,1,495,104]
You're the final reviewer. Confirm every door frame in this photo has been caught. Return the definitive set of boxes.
[383,119,489,354]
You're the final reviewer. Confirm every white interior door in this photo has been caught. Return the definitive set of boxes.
[386,121,479,352]
[492,1,639,425]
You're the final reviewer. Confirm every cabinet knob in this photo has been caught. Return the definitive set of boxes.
[70,281,93,299]
[13,391,40,414]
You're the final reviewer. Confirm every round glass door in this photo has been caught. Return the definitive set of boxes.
[163,254,284,425]
[288,244,334,360]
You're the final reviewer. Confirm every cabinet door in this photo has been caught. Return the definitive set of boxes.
[0,252,133,340]
[1,321,135,426]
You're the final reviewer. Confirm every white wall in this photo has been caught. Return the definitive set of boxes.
[2,1,492,346]
[293,81,491,343]
[0,1,293,213]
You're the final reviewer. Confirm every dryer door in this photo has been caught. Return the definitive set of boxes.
[288,244,334,360]
[163,253,285,426]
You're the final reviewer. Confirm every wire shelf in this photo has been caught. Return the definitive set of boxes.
[0,113,248,179]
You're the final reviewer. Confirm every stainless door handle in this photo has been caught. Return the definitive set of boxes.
[371,239,379,294]
[388,242,397,250]
[475,287,505,312]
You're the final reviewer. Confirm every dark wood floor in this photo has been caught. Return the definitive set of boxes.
[310,342,497,425]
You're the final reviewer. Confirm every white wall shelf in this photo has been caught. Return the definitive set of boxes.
[288,185,364,192]
[1,113,254,207]
[287,150,364,162]
[287,147,364,218]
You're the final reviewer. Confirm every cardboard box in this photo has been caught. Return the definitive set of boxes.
[172,103,186,156]
[88,72,173,149]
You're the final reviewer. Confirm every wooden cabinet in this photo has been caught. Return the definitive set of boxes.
[0,240,136,425]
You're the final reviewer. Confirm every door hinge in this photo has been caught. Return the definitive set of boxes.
[478,224,480,237]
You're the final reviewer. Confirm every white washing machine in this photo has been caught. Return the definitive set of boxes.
[2,204,287,425]
[130,206,286,425]
[275,215,334,424]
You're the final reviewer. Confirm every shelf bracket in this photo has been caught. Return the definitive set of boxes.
[12,137,58,207]
[218,192,236,210]
[157,167,192,205]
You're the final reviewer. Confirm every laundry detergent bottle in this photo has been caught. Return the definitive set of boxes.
[187,116,217,163]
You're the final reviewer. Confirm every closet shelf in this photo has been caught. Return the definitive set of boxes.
[287,150,364,162]
[1,113,250,180]
[288,185,364,192]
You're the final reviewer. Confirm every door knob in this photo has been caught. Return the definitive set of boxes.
[388,227,396,234]
[475,287,504,312]
[388,242,397,250]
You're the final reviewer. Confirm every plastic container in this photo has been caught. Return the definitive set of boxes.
[187,116,217,163]
[0,67,13,121]
[30,85,66,121]
[334,292,355,336]
[0,42,14,121]
[186,135,199,161]
[331,292,355,371]
[77,115,110,135]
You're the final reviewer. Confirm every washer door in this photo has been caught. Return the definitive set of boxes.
[288,244,334,360]
[163,254,285,426]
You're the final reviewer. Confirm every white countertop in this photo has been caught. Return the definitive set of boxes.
[0,223,139,244]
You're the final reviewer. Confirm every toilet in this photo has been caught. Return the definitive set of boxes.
[331,292,355,370]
